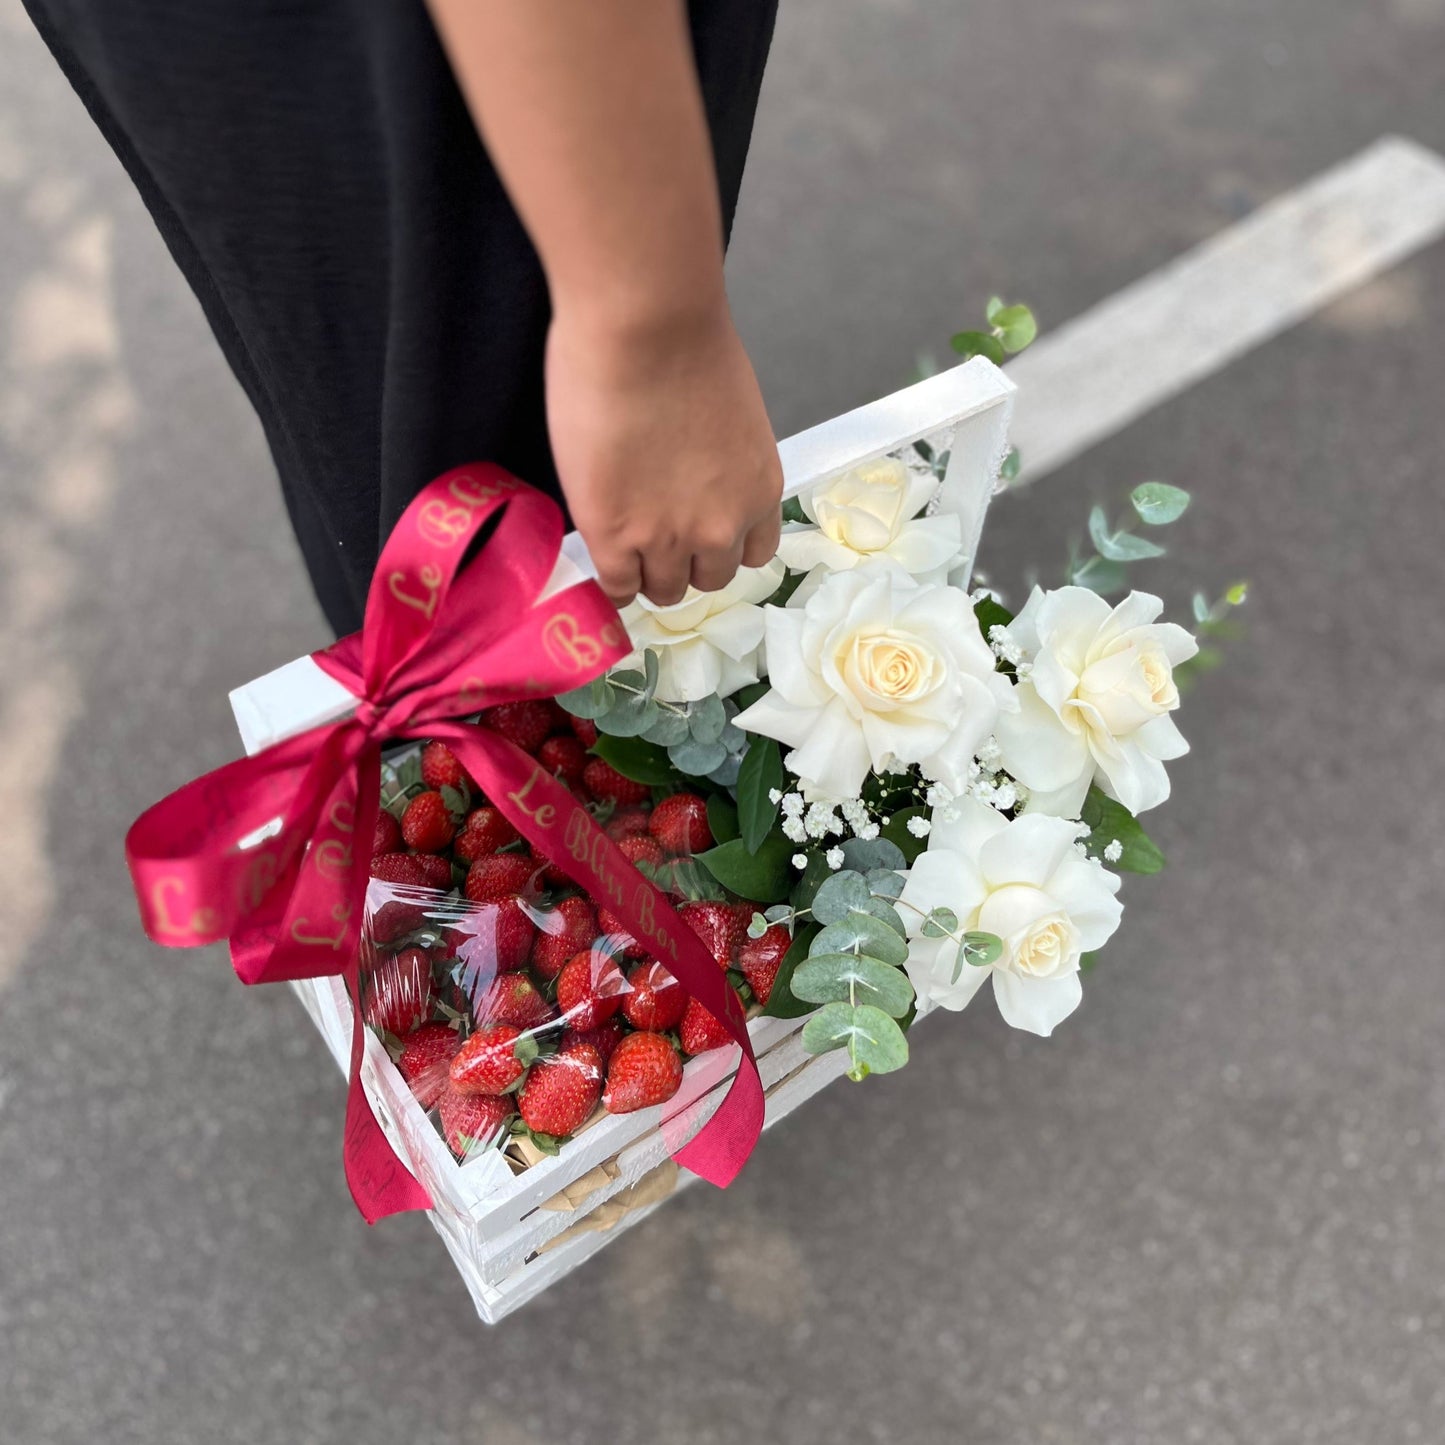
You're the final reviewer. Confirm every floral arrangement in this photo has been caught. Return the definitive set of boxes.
[357,304,1242,1167]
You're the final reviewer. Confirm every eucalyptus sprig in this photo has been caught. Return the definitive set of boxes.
[951,296,1039,367]
[1067,482,1192,595]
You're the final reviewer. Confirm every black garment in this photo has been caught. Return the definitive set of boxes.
[22,1,778,636]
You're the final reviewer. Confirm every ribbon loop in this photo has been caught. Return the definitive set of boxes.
[126,468,765,1222]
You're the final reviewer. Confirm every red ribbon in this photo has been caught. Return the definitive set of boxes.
[125,464,764,1222]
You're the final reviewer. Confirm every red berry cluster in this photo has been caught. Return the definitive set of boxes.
[360,704,792,1164]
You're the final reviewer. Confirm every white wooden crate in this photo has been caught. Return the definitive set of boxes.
[244,355,1015,1322]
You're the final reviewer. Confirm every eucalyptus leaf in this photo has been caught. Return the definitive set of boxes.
[667,736,729,776]
[640,708,692,747]
[780,495,807,526]
[865,868,904,898]
[921,905,959,939]
[991,304,1038,352]
[1071,554,1128,595]
[1130,482,1191,526]
[641,648,660,696]
[688,693,728,745]
[556,677,614,720]
[811,913,909,966]
[857,895,907,936]
[809,870,871,925]
[1097,530,1167,563]
[790,954,915,1017]
[839,836,907,874]
[596,693,661,738]
[789,852,831,914]
[706,753,742,788]
[964,931,1003,966]
[800,1001,909,1079]
[999,447,1022,483]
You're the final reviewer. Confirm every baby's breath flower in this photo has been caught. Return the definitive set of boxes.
[782,816,807,844]
[767,788,783,806]
[907,815,932,839]
[791,853,809,871]
[1103,838,1123,863]
[825,846,845,870]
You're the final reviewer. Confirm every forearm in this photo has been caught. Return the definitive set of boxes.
[426,0,727,336]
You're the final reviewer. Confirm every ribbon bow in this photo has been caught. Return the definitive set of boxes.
[126,465,764,1222]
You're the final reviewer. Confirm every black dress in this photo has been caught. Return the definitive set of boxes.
[21,0,779,636]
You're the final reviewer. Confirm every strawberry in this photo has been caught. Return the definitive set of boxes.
[401,790,457,852]
[531,896,599,981]
[464,852,536,902]
[480,700,557,755]
[537,734,588,790]
[413,853,454,891]
[518,1041,603,1138]
[603,1031,684,1114]
[566,1017,625,1068]
[621,960,686,1032]
[396,1022,461,1108]
[679,900,746,970]
[453,805,520,863]
[555,948,626,1031]
[596,905,647,961]
[475,972,555,1030]
[420,739,473,793]
[453,897,535,974]
[370,851,431,887]
[373,809,403,856]
[363,946,433,1036]
[449,1023,529,1096]
[583,758,651,806]
[569,715,600,747]
[616,834,664,870]
[604,805,653,841]
[738,923,790,1007]
[649,792,713,856]
[368,894,427,944]
[679,996,734,1056]
[438,1085,514,1160]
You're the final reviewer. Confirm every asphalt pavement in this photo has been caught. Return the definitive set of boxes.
[2,1,1444,1442]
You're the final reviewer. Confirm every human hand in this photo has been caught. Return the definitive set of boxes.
[545,298,783,607]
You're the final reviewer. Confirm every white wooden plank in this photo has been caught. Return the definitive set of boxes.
[1006,136,1445,481]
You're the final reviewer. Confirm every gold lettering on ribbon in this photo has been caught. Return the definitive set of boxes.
[506,766,557,831]
[541,613,604,674]
[454,675,487,713]
[290,902,353,950]
[150,877,220,938]
[387,563,443,619]
[416,498,474,548]
[449,471,515,508]
[328,800,355,834]
[314,838,354,881]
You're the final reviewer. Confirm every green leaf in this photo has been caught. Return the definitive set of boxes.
[809,870,871,925]
[706,793,740,846]
[991,304,1038,352]
[688,693,728,744]
[641,649,660,696]
[985,295,1005,324]
[1070,554,1128,595]
[790,852,831,913]
[761,923,820,1018]
[1225,581,1249,607]
[963,931,1003,966]
[1079,950,1102,974]
[1080,786,1165,874]
[973,593,1015,636]
[1192,591,1212,624]
[667,737,729,777]
[696,834,795,903]
[439,784,469,817]
[800,1002,909,1080]
[514,1034,540,1068]
[949,330,1006,365]
[880,806,930,866]
[526,1129,561,1157]
[590,735,677,786]
[921,905,958,939]
[791,954,915,1017]
[811,914,909,967]
[856,895,907,936]
[1088,507,1166,562]
[556,676,614,720]
[913,438,934,463]
[998,447,1022,484]
[780,495,807,525]
[865,868,904,898]
[1130,482,1191,526]
[736,735,785,854]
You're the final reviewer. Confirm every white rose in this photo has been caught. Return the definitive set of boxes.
[994,587,1198,818]
[775,457,962,580]
[619,557,786,704]
[734,562,1016,801]
[899,798,1122,1035]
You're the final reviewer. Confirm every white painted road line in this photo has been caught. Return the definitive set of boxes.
[1006,135,1445,481]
